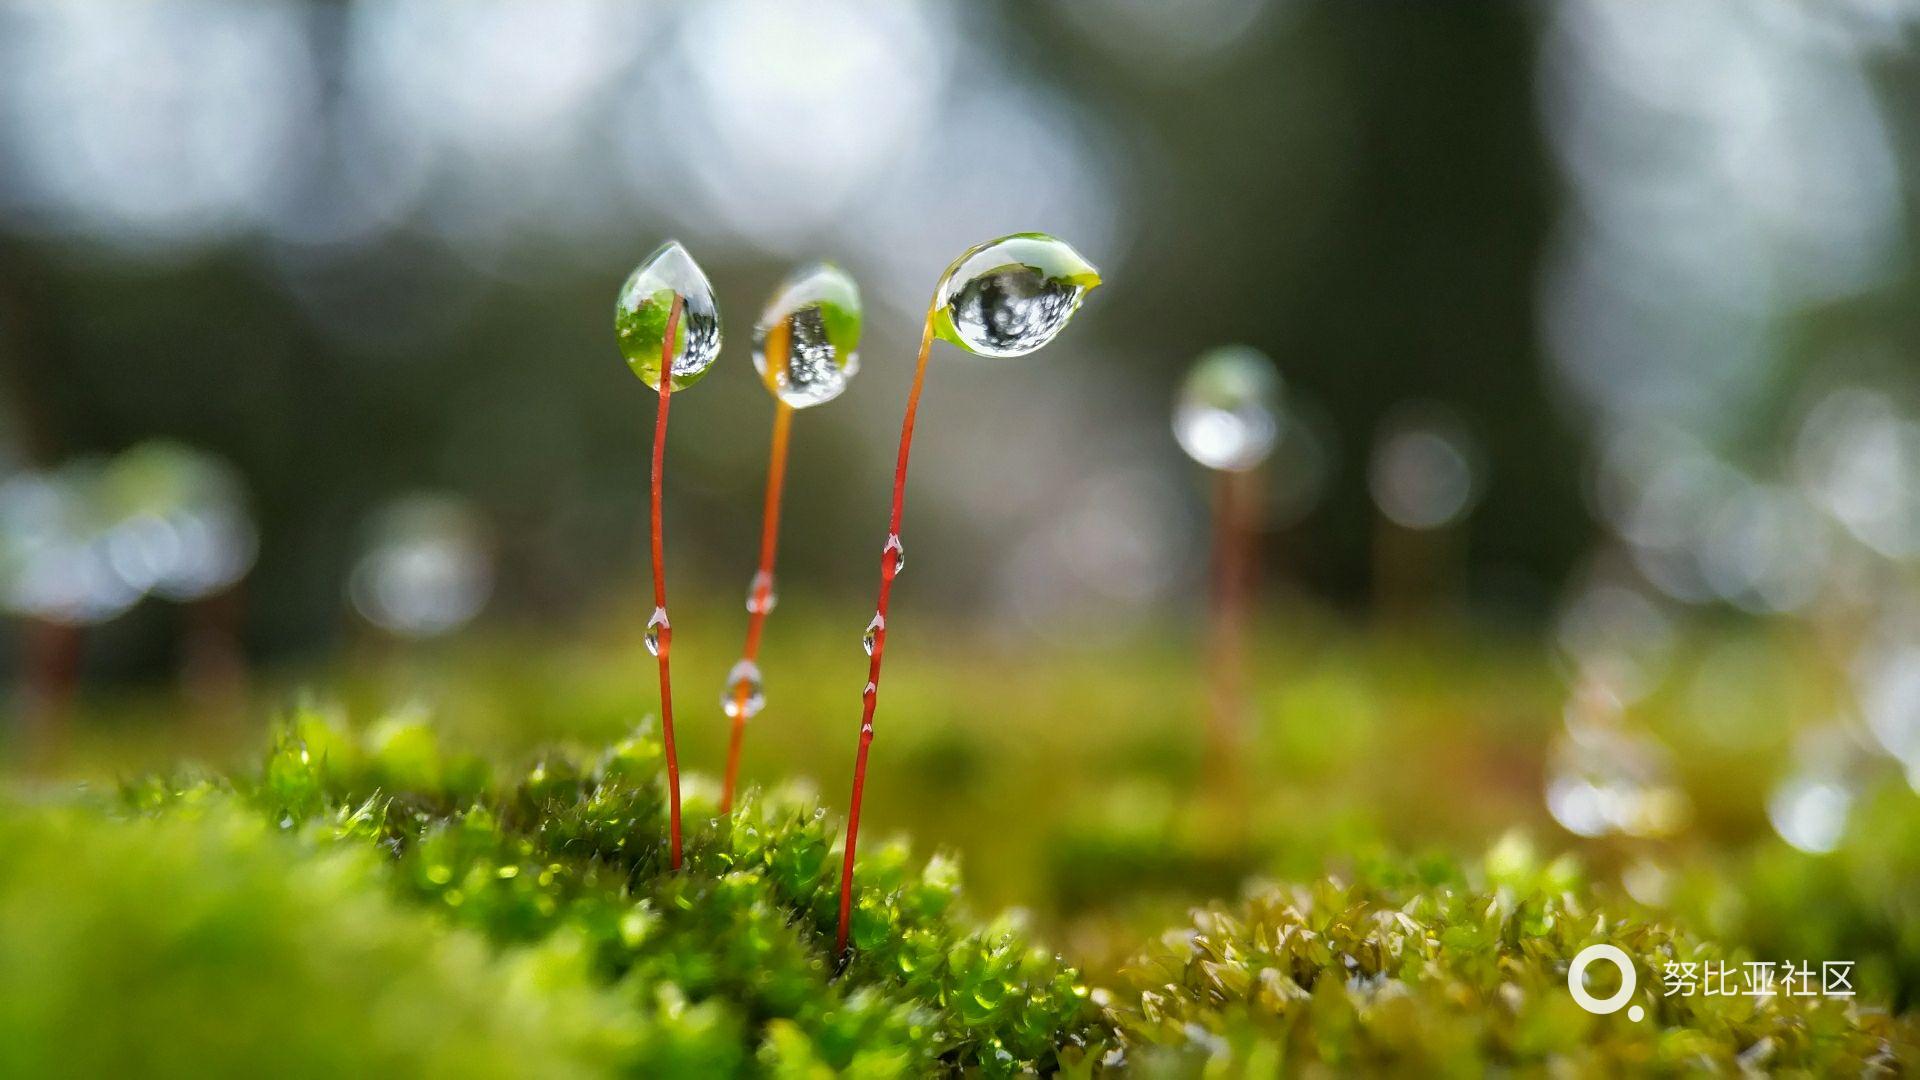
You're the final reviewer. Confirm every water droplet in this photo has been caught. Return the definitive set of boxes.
[1543,722,1689,839]
[862,681,877,699]
[347,494,492,639]
[1369,403,1484,530]
[862,612,885,656]
[645,606,670,656]
[883,533,905,576]
[1173,346,1282,472]
[615,240,722,392]
[753,262,862,408]
[745,569,778,614]
[1767,775,1852,854]
[932,233,1101,358]
[720,659,765,720]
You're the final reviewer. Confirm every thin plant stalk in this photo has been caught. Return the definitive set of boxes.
[651,295,685,869]
[836,303,935,956]
[720,392,795,814]
[1205,467,1257,808]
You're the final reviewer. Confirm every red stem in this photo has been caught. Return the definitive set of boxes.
[652,295,684,870]
[837,305,936,956]
[1206,468,1253,794]
[721,398,794,813]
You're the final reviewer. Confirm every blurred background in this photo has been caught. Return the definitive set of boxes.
[2,0,1920,994]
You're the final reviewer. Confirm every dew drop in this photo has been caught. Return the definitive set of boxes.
[644,606,670,657]
[754,262,862,408]
[745,569,778,614]
[862,612,885,656]
[1173,346,1282,472]
[932,233,1101,358]
[720,659,765,720]
[863,681,877,699]
[615,240,722,392]
[883,533,905,576]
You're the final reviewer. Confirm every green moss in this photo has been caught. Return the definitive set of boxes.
[1106,839,1918,1075]
[124,709,1108,1077]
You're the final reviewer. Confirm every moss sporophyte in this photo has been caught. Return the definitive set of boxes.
[1172,346,1281,807]
[720,263,864,815]
[614,240,723,869]
[835,233,1101,956]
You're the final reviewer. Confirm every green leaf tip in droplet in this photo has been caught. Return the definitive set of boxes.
[931,233,1102,359]
[614,239,723,393]
[753,261,865,408]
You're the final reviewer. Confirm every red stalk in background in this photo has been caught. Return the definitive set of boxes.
[721,391,795,813]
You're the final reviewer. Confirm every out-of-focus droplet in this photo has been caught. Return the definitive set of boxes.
[1369,404,1484,530]
[1173,345,1282,472]
[615,240,722,391]
[720,658,765,720]
[644,606,670,657]
[932,233,1101,358]
[100,441,256,602]
[753,262,862,408]
[745,569,777,614]
[1544,718,1690,840]
[347,494,493,638]
[1767,775,1851,854]
[862,612,885,656]
[0,465,142,625]
[883,533,904,576]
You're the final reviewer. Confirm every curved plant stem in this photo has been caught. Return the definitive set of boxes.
[837,303,936,956]
[721,397,795,814]
[652,295,685,870]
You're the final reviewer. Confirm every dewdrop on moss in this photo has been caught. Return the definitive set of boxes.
[754,262,863,408]
[1174,346,1282,473]
[615,240,722,391]
[932,233,1102,358]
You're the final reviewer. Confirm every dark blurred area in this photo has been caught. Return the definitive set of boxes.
[0,1,1916,684]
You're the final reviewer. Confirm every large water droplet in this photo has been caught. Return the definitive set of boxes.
[883,533,905,576]
[1173,346,1282,472]
[615,240,722,392]
[862,612,885,656]
[720,659,765,720]
[745,569,778,614]
[644,606,670,657]
[754,263,862,408]
[932,233,1101,358]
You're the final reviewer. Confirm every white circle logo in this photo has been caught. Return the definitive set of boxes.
[1568,943,1644,1022]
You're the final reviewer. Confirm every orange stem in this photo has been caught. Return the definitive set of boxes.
[1206,468,1253,797]
[837,304,936,956]
[721,398,795,813]
[652,295,684,870]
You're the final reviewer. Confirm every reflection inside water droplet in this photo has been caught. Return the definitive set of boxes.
[754,263,862,408]
[932,233,1101,359]
[615,240,723,392]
